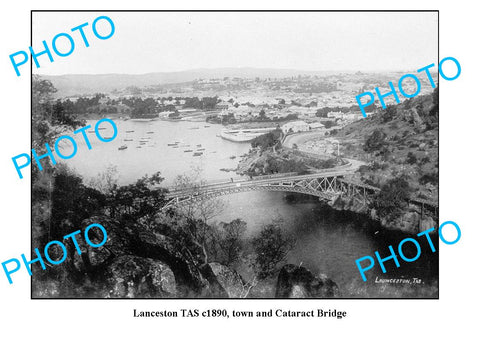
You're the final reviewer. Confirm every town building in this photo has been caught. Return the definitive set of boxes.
[309,122,325,130]
[281,120,310,134]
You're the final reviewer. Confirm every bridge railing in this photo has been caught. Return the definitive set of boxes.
[165,170,354,197]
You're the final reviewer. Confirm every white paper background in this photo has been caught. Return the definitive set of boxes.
[0,0,478,338]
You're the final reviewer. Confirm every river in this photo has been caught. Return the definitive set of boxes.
[62,118,439,298]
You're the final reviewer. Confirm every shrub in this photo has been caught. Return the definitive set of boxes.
[406,152,417,165]
[419,172,438,185]
[364,129,387,152]
[420,156,431,165]
[372,176,411,219]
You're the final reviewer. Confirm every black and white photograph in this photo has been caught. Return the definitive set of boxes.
[4,0,480,338]
[29,11,440,299]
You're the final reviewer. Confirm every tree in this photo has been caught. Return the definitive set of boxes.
[406,152,417,165]
[259,109,267,120]
[251,129,282,150]
[32,76,87,251]
[109,172,167,225]
[364,129,387,153]
[251,223,295,279]
[50,166,107,239]
[372,176,411,220]
[425,87,439,130]
[170,170,226,265]
[383,105,397,123]
[32,75,84,150]
[87,165,119,195]
[216,219,247,265]
[323,120,335,129]
[201,96,219,110]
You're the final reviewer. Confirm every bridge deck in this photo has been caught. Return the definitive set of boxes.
[163,170,438,211]
[164,169,356,198]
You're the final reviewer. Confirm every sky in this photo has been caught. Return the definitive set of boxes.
[31,11,438,75]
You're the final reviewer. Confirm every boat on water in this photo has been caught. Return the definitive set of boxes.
[193,152,203,156]
[136,146,142,148]
[146,131,154,134]
[204,125,210,128]
[124,139,133,141]
[167,143,177,146]
[126,130,135,133]
[184,150,193,152]
[197,148,205,151]
[118,145,128,150]
[189,127,200,130]
[230,155,236,159]
[196,144,202,147]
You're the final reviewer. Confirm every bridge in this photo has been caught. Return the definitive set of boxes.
[162,166,379,210]
[162,167,438,219]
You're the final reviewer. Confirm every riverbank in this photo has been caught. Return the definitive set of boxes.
[279,92,439,234]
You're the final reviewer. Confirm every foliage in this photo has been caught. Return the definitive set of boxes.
[32,75,85,149]
[109,172,167,224]
[50,167,107,239]
[315,103,375,117]
[251,129,282,150]
[262,155,308,175]
[215,219,247,265]
[87,165,119,195]
[221,112,237,124]
[371,177,411,220]
[32,76,87,251]
[308,158,337,169]
[425,87,439,130]
[382,105,397,123]
[419,171,438,185]
[259,109,267,120]
[251,223,295,279]
[406,152,417,165]
[170,171,226,264]
[322,120,336,129]
[363,129,387,153]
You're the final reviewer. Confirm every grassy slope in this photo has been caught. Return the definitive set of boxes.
[335,91,439,202]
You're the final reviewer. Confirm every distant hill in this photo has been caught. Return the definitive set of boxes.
[39,68,336,97]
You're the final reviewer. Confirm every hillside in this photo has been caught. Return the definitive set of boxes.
[39,67,335,97]
[332,88,439,233]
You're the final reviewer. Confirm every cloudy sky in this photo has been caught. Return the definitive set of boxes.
[32,11,438,75]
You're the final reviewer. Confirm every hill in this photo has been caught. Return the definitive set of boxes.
[332,88,439,233]
[39,68,335,97]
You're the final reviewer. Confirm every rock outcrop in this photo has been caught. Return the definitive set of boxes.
[331,196,436,234]
[65,215,209,297]
[205,263,245,298]
[275,264,339,298]
[106,255,176,298]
